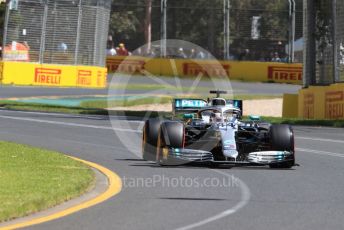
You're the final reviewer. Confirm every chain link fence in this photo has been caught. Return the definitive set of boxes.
[315,0,334,85]
[336,0,344,82]
[2,0,111,66]
[109,0,303,62]
[304,0,344,85]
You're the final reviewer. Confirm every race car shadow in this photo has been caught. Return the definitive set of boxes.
[115,158,146,162]
[125,159,296,170]
[127,162,297,170]
[128,162,235,170]
[224,166,296,171]
[130,164,209,170]
[159,197,227,201]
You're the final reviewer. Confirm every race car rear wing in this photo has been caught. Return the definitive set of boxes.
[173,98,243,115]
[173,98,208,115]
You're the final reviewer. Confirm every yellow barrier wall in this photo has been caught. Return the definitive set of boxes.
[298,83,344,119]
[107,56,303,85]
[0,61,107,88]
[282,94,299,118]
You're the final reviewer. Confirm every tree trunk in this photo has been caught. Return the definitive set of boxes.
[144,0,152,53]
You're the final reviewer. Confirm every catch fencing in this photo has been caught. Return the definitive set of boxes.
[303,0,344,85]
[3,0,111,67]
[110,0,303,63]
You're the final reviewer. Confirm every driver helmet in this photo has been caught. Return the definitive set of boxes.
[211,112,222,122]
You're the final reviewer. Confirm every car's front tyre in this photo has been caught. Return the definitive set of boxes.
[269,124,295,169]
[156,121,184,166]
[142,119,162,161]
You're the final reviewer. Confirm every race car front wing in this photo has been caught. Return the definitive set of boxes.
[168,148,214,162]
[247,151,294,164]
[166,148,293,166]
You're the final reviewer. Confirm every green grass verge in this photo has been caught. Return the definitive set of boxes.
[80,96,173,109]
[0,141,95,222]
[81,95,281,109]
[109,83,212,93]
[109,81,284,99]
[233,95,282,100]
[1,99,343,127]
[0,100,108,115]
[257,116,344,128]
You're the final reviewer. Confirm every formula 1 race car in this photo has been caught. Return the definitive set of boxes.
[142,91,295,168]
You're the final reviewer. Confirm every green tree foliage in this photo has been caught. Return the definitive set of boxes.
[109,0,144,47]
[0,2,6,45]
[109,0,298,58]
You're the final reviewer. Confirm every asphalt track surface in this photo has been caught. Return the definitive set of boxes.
[0,109,343,230]
[0,75,301,98]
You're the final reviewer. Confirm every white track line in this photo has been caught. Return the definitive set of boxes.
[0,109,104,119]
[175,170,251,230]
[0,115,141,133]
[296,136,344,144]
[296,148,344,158]
[0,109,143,124]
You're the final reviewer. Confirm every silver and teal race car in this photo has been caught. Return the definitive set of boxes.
[142,91,295,168]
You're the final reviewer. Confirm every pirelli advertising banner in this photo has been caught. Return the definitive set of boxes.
[298,84,344,120]
[107,56,303,85]
[0,61,107,88]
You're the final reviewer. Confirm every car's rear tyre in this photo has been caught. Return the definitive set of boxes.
[269,124,295,169]
[156,122,184,166]
[142,119,162,161]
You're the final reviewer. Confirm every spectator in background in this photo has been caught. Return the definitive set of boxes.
[58,42,68,53]
[144,48,156,57]
[107,46,117,56]
[280,54,288,63]
[177,47,187,59]
[271,52,281,62]
[107,35,114,49]
[116,43,129,56]
[106,35,115,56]
[196,49,206,59]
[189,48,196,59]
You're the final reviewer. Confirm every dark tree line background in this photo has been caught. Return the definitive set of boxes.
[0,0,303,59]
[0,2,6,46]
[109,0,304,59]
